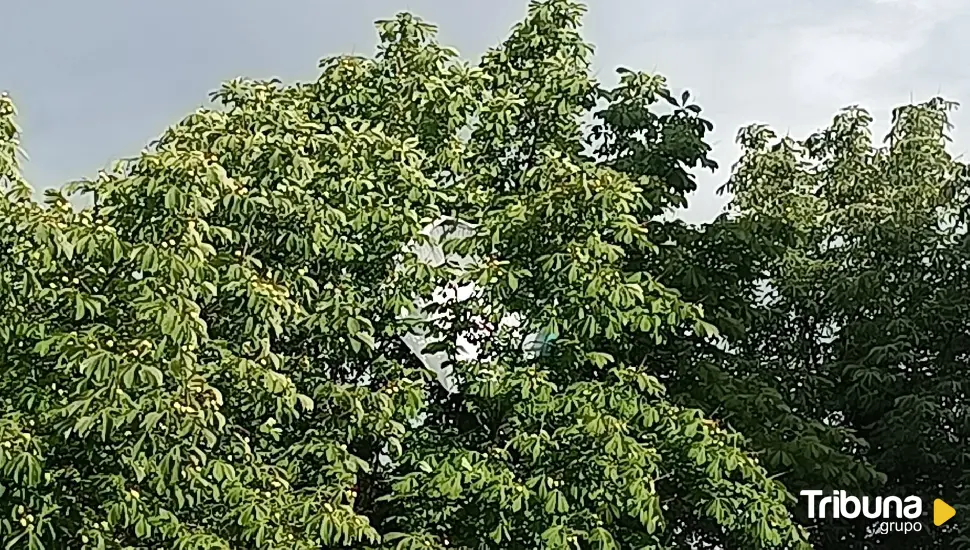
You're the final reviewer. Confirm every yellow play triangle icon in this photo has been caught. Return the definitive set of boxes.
[934,499,955,526]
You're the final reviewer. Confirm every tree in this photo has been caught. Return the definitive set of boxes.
[713,100,969,548]
[0,1,810,549]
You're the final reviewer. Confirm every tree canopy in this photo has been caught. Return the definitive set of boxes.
[0,1,965,549]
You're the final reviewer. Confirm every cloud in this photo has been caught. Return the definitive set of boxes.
[788,0,963,107]
[789,31,912,106]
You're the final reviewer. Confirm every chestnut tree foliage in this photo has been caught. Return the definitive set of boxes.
[0,1,966,550]
[721,101,970,548]
[0,2,809,549]
[635,99,969,549]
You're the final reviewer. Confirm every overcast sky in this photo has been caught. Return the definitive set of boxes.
[3,0,968,222]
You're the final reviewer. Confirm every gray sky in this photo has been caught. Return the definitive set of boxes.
[3,0,968,222]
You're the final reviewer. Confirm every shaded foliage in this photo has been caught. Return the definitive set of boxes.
[721,100,969,548]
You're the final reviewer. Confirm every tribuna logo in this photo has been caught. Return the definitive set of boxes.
[800,490,922,520]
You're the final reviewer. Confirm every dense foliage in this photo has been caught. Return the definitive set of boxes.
[722,101,970,548]
[631,100,969,549]
[0,1,965,549]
